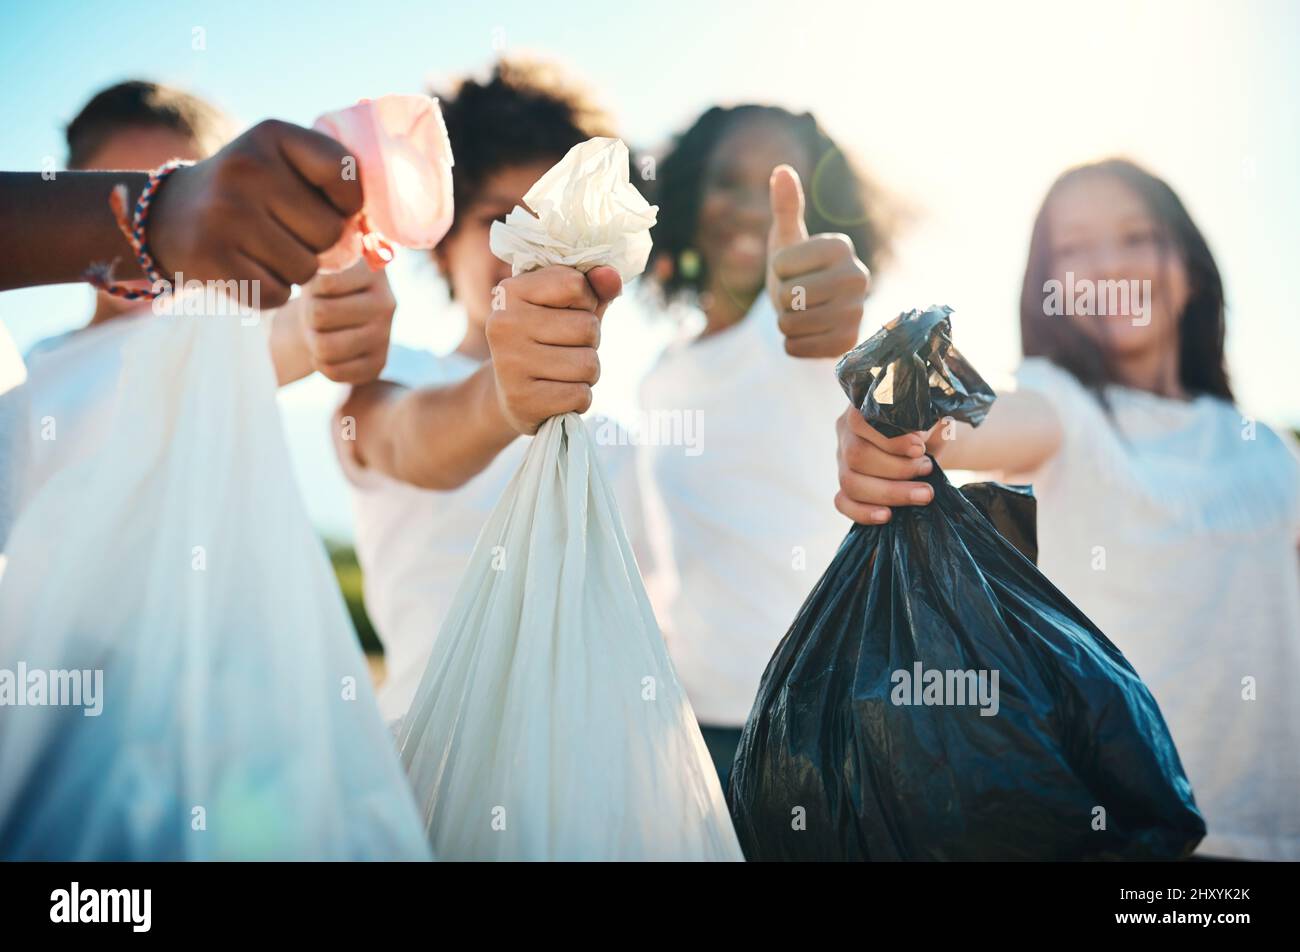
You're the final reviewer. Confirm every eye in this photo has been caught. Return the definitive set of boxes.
[1123,228,1158,248]
[707,171,742,193]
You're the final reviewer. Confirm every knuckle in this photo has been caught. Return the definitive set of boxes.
[251,118,288,142]
[563,269,588,300]
[320,215,348,245]
[215,147,263,185]
[843,440,869,473]
[261,285,290,309]
[889,483,918,505]
[289,261,317,288]
[575,385,594,414]
[370,321,392,350]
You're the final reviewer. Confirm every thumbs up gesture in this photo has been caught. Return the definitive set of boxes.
[766,165,871,358]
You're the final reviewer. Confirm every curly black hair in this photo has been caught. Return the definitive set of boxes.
[642,104,897,303]
[431,57,616,236]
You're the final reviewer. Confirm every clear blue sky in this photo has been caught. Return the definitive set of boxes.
[3,0,1297,537]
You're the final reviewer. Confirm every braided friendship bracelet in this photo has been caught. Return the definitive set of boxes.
[86,158,194,301]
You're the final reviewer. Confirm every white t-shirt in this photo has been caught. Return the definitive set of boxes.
[338,343,643,726]
[1014,356,1300,860]
[637,296,850,727]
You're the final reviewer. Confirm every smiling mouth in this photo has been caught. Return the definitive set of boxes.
[724,232,765,263]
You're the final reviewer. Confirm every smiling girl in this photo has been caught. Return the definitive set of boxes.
[834,158,1300,859]
[637,105,895,788]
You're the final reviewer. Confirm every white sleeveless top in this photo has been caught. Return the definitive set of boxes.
[1014,357,1300,860]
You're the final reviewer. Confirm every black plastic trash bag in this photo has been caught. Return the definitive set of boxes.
[728,306,1205,861]
[959,481,1038,565]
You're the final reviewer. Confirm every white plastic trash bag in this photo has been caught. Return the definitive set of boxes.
[399,138,743,860]
[0,322,27,566]
[0,307,431,861]
[488,136,657,277]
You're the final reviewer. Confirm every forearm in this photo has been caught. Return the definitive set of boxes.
[341,362,519,490]
[931,388,1062,475]
[0,172,149,291]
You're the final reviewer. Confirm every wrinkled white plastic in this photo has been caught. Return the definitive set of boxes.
[398,415,742,860]
[0,325,24,572]
[0,310,431,860]
[489,137,657,280]
[399,141,740,861]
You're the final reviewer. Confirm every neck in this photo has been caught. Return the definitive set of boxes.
[1110,345,1186,399]
[701,279,758,337]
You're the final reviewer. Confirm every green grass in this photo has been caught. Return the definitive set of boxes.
[324,538,383,656]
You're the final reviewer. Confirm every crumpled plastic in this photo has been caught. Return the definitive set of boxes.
[488,137,657,280]
[397,142,739,860]
[313,94,455,272]
[727,305,1206,861]
[835,304,995,438]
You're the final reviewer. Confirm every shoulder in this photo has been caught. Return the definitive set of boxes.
[1015,357,1089,399]
[1231,405,1300,472]
[1013,358,1110,429]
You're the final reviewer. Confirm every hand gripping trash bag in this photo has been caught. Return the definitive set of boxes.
[397,138,743,861]
[728,305,1205,861]
[0,308,431,860]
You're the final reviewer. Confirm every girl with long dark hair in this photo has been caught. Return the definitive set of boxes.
[834,158,1300,859]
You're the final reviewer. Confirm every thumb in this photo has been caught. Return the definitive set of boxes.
[306,257,372,298]
[768,164,809,253]
[586,265,624,318]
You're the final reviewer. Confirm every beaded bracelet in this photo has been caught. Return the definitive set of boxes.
[86,158,193,301]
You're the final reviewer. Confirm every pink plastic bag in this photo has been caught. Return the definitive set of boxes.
[313,94,455,272]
